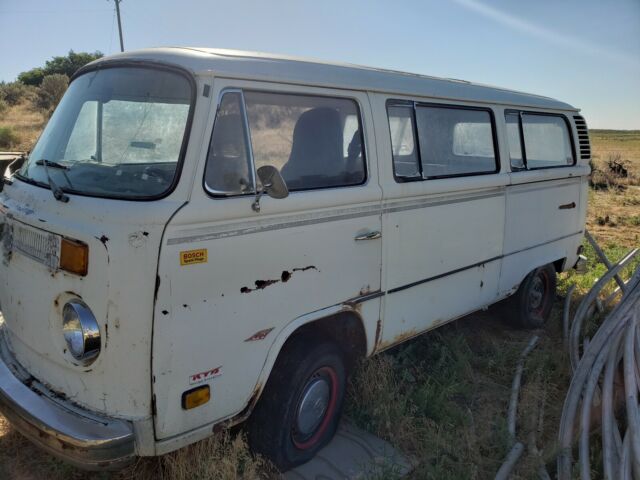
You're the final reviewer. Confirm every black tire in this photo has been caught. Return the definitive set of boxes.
[248,336,346,471]
[506,264,557,329]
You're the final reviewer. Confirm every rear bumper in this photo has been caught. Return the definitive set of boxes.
[0,330,135,470]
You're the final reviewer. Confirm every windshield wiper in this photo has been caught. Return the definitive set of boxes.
[35,159,69,203]
[36,159,69,170]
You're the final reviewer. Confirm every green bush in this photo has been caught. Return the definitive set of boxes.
[0,127,19,149]
[0,98,7,115]
[36,74,69,114]
[0,81,30,106]
[18,50,103,86]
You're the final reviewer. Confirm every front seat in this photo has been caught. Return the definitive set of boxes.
[281,108,344,189]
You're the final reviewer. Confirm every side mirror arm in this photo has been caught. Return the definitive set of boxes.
[251,182,272,213]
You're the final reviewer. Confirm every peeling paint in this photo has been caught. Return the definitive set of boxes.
[128,231,148,248]
[244,327,275,342]
[240,266,318,293]
[359,285,372,296]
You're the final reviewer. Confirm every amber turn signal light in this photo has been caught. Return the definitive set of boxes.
[59,238,89,276]
[182,385,210,410]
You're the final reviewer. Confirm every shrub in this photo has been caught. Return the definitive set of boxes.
[0,98,7,115]
[36,74,69,114]
[0,82,30,106]
[18,50,103,86]
[0,127,19,149]
[589,154,633,191]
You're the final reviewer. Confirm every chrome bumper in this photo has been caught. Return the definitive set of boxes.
[0,340,135,470]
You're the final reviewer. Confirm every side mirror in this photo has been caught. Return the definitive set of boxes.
[252,165,289,212]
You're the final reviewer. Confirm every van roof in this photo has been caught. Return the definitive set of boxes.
[87,47,577,112]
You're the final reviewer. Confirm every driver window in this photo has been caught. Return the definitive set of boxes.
[243,91,366,191]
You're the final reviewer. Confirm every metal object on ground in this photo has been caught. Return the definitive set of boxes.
[283,422,414,479]
[557,230,640,480]
[495,442,525,480]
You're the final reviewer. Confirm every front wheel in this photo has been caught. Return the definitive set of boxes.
[248,337,346,471]
[506,264,557,329]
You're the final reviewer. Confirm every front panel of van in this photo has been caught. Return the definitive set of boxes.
[0,62,207,426]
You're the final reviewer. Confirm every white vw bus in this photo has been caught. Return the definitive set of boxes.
[0,48,590,470]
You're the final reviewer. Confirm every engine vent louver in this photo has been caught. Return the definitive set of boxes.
[573,115,591,161]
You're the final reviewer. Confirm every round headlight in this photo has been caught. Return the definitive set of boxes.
[62,300,100,364]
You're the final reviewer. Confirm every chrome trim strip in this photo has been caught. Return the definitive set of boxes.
[167,189,504,245]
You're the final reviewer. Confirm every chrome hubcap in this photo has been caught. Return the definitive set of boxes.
[529,275,545,311]
[296,378,330,436]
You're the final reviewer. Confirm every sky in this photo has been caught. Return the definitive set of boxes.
[0,0,639,129]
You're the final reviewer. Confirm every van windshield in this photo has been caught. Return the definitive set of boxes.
[17,66,193,199]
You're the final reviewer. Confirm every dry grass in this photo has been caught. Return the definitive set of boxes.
[0,415,271,480]
[0,101,46,152]
[587,130,640,247]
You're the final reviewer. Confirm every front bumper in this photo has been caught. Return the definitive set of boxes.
[0,329,135,470]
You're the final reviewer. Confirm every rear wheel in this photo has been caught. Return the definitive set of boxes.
[248,337,346,471]
[506,264,557,329]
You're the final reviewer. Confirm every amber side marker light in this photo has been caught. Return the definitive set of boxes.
[182,385,210,410]
[60,238,89,276]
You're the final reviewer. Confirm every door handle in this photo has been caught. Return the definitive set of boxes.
[355,231,381,241]
[559,202,576,210]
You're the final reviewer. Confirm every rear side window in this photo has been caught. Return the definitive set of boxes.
[505,112,574,170]
[415,105,498,178]
[388,105,420,179]
[204,90,366,195]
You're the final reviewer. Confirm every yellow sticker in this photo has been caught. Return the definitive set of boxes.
[180,249,208,266]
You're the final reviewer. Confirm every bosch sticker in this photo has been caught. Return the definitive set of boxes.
[180,249,208,266]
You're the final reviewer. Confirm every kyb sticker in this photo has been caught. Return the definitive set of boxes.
[180,249,208,266]
[189,366,222,385]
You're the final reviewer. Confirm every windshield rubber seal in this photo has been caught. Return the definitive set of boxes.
[16,59,197,202]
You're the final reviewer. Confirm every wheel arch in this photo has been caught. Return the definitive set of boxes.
[228,305,371,428]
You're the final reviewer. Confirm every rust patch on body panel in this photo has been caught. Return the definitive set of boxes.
[213,382,264,433]
[375,328,420,353]
[244,327,275,342]
[374,319,382,348]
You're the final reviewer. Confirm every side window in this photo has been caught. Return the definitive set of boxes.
[243,91,366,191]
[505,111,574,170]
[522,114,573,168]
[415,105,497,178]
[387,105,420,180]
[505,112,524,169]
[204,92,252,195]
